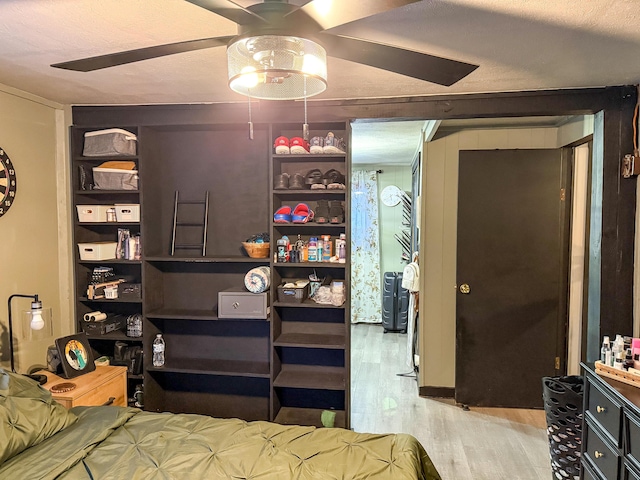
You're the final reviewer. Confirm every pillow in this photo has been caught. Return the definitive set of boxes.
[0,369,77,465]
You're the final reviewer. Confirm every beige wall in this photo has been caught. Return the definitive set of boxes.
[419,120,593,389]
[0,84,73,374]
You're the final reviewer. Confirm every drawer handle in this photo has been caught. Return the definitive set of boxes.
[232,302,240,309]
[102,397,116,406]
[594,450,604,459]
[596,405,606,413]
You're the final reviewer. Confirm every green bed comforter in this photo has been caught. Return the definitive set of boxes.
[0,406,440,479]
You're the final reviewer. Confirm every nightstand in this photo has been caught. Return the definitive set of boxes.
[38,365,128,409]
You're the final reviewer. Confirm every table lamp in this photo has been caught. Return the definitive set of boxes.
[6,293,52,384]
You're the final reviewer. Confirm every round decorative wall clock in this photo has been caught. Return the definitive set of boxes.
[380,185,403,207]
[0,148,17,218]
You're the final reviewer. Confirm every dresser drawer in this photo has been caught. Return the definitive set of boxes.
[73,373,126,407]
[626,464,640,480]
[627,412,640,472]
[587,378,623,446]
[584,419,621,480]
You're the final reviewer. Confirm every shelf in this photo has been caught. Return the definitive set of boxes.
[272,154,346,161]
[74,190,139,195]
[274,407,346,428]
[77,222,140,226]
[146,308,270,321]
[273,262,346,269]
[74,155,138,162]
[272,190,346,196]
[78,259,142,264]
[273,300,345,309]
[147,358,270,378]
[274,365,345,390]
[274,332,345,349]
[84,330,142,341]
[272,223,346,228]
[145,255,269,264]
[79,296,142,304]
[128,373,144,381]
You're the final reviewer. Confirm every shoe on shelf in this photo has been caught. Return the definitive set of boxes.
[323,169,345,188]
[290,137,310,154]
[329,201,345,224]
[323,132,346,154]
[291,203,314,223]
[273,173,290,190]
[315,200,330,223]
[305,168,324,188]
[309,136,324,154]
[289,173,306,190]
[274,136,290,154]
[274,205,292,223]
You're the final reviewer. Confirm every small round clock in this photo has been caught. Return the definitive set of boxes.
[381,185,403,207]
[0,148,17,218]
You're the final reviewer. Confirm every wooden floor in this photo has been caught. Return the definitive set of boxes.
[350,323,552,480]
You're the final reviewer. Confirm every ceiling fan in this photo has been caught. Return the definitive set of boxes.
[51,0,478,99]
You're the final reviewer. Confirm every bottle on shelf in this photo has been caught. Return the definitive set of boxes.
[308,237,318,262]
[601,336,611,366]
[338,233,347,263]
[152,334,165,367]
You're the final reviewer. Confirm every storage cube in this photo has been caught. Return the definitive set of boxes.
[78,242,117,261]
[83,128,137,157]
[93,167,139,190]
[115,204,140,222]
[77,205,112,222]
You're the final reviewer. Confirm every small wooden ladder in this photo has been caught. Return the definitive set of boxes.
[170,190,209,256]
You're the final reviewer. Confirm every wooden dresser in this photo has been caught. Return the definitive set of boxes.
[581,362,640,479]
[39,365,127,409]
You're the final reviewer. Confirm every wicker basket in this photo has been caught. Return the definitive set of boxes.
[242,242,270,258]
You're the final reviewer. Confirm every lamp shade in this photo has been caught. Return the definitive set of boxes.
[227,35,327,100]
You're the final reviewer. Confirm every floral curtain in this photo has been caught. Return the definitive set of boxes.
[350,170,382,323]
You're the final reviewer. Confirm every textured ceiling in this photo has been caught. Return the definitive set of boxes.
[0,1,628,166]
[0,0,638,106]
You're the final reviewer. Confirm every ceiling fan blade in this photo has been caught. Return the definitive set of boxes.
[319,33,478,86]
[185,0,267,25]
[286,0,419,31]
[51,36,235,72]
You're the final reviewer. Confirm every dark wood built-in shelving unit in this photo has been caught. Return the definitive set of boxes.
[70,113,350,428]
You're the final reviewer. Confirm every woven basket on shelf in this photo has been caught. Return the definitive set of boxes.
[242,242,270,258]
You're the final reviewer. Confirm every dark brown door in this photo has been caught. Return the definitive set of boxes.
[455,149,568,408]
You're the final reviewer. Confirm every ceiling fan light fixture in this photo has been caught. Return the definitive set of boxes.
[227,35,327,100]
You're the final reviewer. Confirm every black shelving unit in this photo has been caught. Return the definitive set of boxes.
[70,117,351,427]
[269,122,351,429]
[71,126,143,403]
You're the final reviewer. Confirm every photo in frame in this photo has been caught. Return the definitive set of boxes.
[55,334,96,379]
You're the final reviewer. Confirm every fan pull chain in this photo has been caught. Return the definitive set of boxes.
[247,93,254,140]
[247,94,254,140]
[302,77,309,141]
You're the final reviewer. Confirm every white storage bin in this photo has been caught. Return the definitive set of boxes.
[77,205,112,222]
[115,204,140,222]
[93,167,139,190]
[78,242,117,261]
[83,128,137,157]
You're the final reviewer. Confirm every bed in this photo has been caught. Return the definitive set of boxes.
[0,370,441,479]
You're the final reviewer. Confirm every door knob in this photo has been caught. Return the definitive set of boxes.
[459,284,470,294]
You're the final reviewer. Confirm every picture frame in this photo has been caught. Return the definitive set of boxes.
[55,333,96,379]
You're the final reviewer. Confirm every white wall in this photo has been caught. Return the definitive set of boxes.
[419,120,593,389]
[355,165,413,277]
[0,84,73,374]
